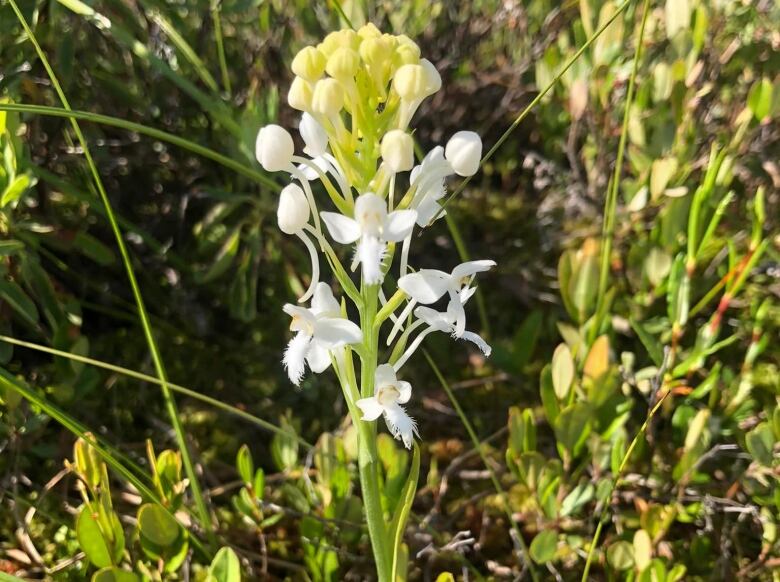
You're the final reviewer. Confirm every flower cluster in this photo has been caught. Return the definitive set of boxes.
[256,25,495,448]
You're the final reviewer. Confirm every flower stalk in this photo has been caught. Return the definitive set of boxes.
[257,25,495,580]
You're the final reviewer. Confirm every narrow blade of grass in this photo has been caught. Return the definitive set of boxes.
[210,0,232,95]
[54,0,240,137]
[0,102,278,190]
[0,334,313,449]
[8,0,215,542]
[428,0,635,226]
[424,350,538,581]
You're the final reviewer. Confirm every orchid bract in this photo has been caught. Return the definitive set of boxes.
[256,24,493,581]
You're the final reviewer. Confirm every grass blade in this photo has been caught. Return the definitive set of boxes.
[8,0,215,541]
[0,334,313,449]
[0,102,278,190]
[429,0,635,225]
[424,350,538,581]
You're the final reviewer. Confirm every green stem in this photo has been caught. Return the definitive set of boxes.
[357,283,393,582]
[8,0,215,543]
[591,0,651,345]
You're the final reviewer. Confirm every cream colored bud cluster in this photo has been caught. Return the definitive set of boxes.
[286,25,442,181]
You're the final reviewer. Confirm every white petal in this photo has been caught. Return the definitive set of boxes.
[382,210,418,242]
[321,212,362,244]
[311,283,340,316]
[448,295,467,337]
[283,333,311,385]
[450,260,496,281]
[460,331,492,357]
[300,113,328,157]
[284,304,316,333]
[396,381,412,404]
[356,397,384,421]
[374,364,397,390]
[383,403,418,449]
[314,317,363,347]
[459,285,477,305]
[357,236,386,284]
[414,194,444,227]
[306,340,332,373]
[413,306,452,332]
[398,270,450,304]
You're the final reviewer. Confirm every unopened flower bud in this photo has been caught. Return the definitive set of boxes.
[358,23,382,39]
[393,64,427,100]
[300,112,328,157]
[320,29,360,57]
[394,35,421,67]
[288,76,313,111]
[445,131,482,177]
[360,36,391,66]
[277,184,310,234]
[291,46,326,82]
[326,47,360,81]
[381,130,414,172]
[256,124,294,172]
[312,78,345,116]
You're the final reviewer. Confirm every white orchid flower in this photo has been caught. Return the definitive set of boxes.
[277,184,321,303]
[356,364,418,449]
[392,302,492,371]
[283,283,363,385]
[320,193,417,284]
[388,259,496,344]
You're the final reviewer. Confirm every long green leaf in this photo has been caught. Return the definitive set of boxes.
[0,103,278,190]
[7,0,215,543]
[389,443,420,582]
[424,351,538,580]
[54,0,240,136]
[0,334,313,449]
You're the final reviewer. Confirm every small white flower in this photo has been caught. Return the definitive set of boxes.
[256,125,295,172]
[392,303,492,371]
[321,193,417,284]
[299,112,329,157]
[409,146,453,227]
[356,364,418,449]
[445,131,482,177]
[283,283,363,385]
[388,259,496,343]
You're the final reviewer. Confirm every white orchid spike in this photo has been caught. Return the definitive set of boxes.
[356,364,419,449]
[393,303,492,371]
[388,259,496,344]
[283,283,363,385]
[320,193,417,284]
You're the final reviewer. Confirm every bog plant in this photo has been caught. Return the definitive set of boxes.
[254,24,496,580]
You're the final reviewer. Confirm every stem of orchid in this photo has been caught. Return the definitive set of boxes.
[374,288,407,331]
[295,230,320,303]
[386,298,416,346]
[291,155,351,215]
[290,166,322,232]
[357,282,393,582]
[399,234,412,278]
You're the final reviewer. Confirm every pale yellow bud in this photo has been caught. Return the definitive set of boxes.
[393,64,427,101]
[312,78,345,116]
[394,42,421,67]
[381,130,414,172]
[320,29,360,57]
[360,36,392,66]
[288,76,313,112]
[357,23,382,39]
[326,47,360,81]
[291,46,326,82]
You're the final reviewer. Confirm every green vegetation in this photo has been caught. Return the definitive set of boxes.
[0,0,778,580]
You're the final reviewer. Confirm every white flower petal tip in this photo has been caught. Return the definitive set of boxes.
[445,131,482,177]
[277,184,310,234]
[256,124,295,172]
[357,365,419,448]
